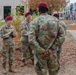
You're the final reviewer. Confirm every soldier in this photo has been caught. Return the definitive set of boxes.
[29,2,65,75]
[0,16,16,74]
[20,12,33,67]
[53,13,67,59]
[53,13,67,35]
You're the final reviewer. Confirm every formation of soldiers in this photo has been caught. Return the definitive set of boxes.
[0,2,67,75]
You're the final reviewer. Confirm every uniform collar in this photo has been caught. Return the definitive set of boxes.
[5,24,12,28]
[24,20,30,25]
[40,13,48,16]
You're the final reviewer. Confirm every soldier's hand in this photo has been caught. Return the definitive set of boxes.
[10,28,14,33]
[11,28,14,32]
[44,49,52,57]
[8,28,14,34]
[44,50,49,57]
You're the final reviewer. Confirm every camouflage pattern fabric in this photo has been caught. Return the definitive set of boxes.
[0,24,16,67]
[20,20,33,62]
[29,13,65,75]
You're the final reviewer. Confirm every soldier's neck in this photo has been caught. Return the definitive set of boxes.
[6,23,11,27]
[40,13,48,15]
[26,19,30,23]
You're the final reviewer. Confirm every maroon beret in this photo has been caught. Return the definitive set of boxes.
[5,16,13,21]
[25,12,31,17]
[38,2,49,10]
[53,13,59,19]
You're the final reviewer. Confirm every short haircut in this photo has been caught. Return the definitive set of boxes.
[38,6,48,13]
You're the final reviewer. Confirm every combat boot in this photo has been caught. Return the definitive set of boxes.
[2,65,7,74]
[21,61,27,67]
[3,68,7,74]
[9,65,16,73]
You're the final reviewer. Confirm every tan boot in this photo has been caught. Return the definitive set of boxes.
[2,64,7,74]
[9,69,16,73]
[3,68,7,74]
[20,62,25,67]
[9,66,16,73]
[21,61,27,67]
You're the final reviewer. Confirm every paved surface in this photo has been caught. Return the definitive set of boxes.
[67,30,76,40]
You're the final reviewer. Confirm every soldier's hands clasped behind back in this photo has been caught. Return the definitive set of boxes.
[44,49,52,57]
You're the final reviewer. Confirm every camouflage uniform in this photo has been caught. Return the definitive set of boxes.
[20,20,33,62]
[0,24,16,68]
[57,20,67,59]
[29,13,65,75]
[59,20,67,35]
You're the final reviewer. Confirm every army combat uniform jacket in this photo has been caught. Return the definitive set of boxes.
[20,20,30,43]
[0,24,16,46]
[29,13,65,75]
[0,24,16,67]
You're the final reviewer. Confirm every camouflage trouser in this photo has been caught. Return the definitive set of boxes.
[2,45,15,67]
[57,47,62,72]
[34,51,59,75]
[21,42,33,62]
[57,47,62,60]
